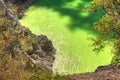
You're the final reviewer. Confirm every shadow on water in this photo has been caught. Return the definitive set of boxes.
[32,0,104,33]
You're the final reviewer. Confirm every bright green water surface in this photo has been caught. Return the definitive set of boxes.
[20,0,113,74]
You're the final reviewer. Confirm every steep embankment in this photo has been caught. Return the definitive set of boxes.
[0,0,55,79]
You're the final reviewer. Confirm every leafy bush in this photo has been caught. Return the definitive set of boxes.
[90,0,120,66]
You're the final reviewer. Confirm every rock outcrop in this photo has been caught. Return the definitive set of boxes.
[65,65,120,80]
[0,0,56,78]
[4,0,34,18]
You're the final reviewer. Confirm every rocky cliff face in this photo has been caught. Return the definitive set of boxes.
[0,0,56,79]
[4,0,34,18]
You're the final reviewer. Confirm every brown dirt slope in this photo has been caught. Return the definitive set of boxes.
[67,65,120,80]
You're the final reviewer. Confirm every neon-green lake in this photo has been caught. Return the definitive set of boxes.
[20,0,113,74]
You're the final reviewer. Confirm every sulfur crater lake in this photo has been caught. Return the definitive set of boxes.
[20,0,113,74]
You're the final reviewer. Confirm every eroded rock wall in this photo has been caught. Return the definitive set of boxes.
[0,0,56,76]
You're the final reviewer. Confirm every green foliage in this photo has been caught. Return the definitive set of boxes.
[112,55,120,66]
[90,0,120,65]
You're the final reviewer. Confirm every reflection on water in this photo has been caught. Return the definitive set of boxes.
[20,0,113,74]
